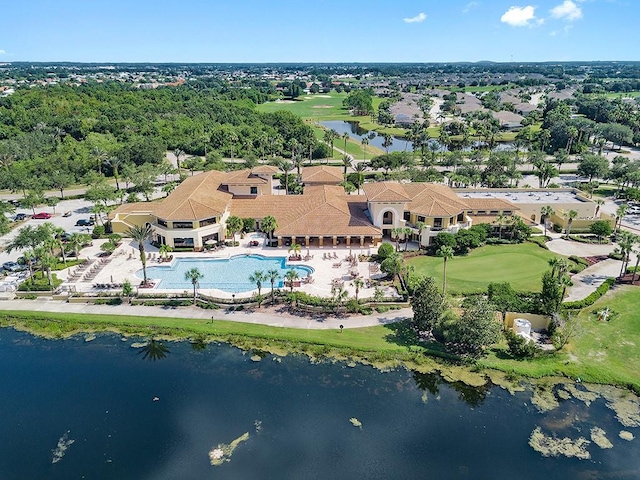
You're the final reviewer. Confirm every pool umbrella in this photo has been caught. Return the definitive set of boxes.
[205,239,215,245]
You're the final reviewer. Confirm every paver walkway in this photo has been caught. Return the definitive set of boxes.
[0,299,412,330]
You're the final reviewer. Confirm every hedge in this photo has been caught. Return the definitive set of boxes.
[528,236,550,249]
[562,278,615,310]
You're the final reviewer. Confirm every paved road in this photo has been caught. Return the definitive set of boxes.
[0,299,412,330]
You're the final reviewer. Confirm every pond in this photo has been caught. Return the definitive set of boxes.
[1,329,639,479]
[319,120,517,155]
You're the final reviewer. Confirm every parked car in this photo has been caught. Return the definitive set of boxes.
[13,213,28,221]
[32,212,52,219]
[75,218,95,227]
[2,261,25,273]
[62,211,72,217]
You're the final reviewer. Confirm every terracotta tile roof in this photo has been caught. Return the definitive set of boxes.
[301,165,343,184]
[403,183,470,217]
[154,170,232,221]
[461,197,519,211]
[108,202,159,219]
[362,182,412,202]
[223,168,268,185]
[251,165,279,174]
[231,185,380,237]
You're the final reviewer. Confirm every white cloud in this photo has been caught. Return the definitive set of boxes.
[463,2,480,13]
[403,12,427,23]
[0,50,5,55]
[500,6,537,26]
[550,0,583,21]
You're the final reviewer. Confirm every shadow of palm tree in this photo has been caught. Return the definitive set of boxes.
[138,339,171,361]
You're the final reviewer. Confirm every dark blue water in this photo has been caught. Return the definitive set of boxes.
[0,329,638,479]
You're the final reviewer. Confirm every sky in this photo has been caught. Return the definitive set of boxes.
[1,0,637,63]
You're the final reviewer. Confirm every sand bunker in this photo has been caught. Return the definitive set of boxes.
[311,105,334,109]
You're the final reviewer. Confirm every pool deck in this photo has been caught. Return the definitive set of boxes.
[57,236,398,301]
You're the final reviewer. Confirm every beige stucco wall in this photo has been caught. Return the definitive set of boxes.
[368,202,405,229]
[110,212,155,234]
[227,185,264,196]
[504,312,550,331]
[549,213,614,231]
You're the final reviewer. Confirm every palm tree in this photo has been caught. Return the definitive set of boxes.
[617,231,638,278]
[402,226,413,251]
[174,148,185,176]
[288,243,302,258]
[279,160,294,194]
[354,162,367,194]
[226,216,243,244]
[68,233,90,259]
[126,224,154,285]
[548,257,561,278]
[159,243,172,259]
[631,247,640,285]
[352,277,364,302]
[391,227,403,251]
[540,205,555,236]
[248,270,266,296]
[184,267,204,305]
[414,221,426,248]
[495,213,509,240]
[615,204,629,236]
[261,215,278,245]
[323,129,338,159]
[437,245,454,295]
[361,137,369,161]
[331,284,349,314]
[267,269,280,303]
[105,156,124,190]
[558,275,573,310]
[594,199,604,217]
[342,155,351,182]
[92,147,108,175]
[285,269,299,292]
[564,209,579,238]
[53,226,67,265]
[381,133,393,154]
[342,132,349,153]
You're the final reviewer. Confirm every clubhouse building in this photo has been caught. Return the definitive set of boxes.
[109,165,600,249]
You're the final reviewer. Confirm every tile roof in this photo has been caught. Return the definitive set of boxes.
[362,182,412,202]
[301,165,343,184]
[153,170,232,221]
[402,183,471,217]
[461,197,519,211]
[108,201,159,219]
[251,165,279,174]
[223,168,268,185]
[231,185,380,237]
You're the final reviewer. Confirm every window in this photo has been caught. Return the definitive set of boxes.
[477,210,486,215]
[250,186,258,195]
[200,217,217,227]
[403,211,411,221]
[433,218,442,229]
[157,219,167,227]
[382,211,394,225]
[457,213,464,222]
[174,237,194,248]
[173,222,193,229]
[490,211,499,215]
[417,215,426,223]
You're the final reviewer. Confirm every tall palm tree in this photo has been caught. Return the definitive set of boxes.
[68,233,91,259]
[105,156,124,190]
[184,267,204,305]
[558,275,573,310]
[402,226,413,252]
[352,277,364,302]
[617,231,638,278]
[288,243,302,258]
[381,133,393,154]
[342,132,349,153]
[331,284,349,314]
[248,270,266,297]
[594,199,604,216]
[437,245,454,295]
[92,147,108,176]
[540,205,555,236]
[495,213,509,240]
[631,247,640,285]
[267,269,280,303]
[354,162,367,194]
[279,160,294,194]
[391,227,403,251]
[414,221,426,248]
[615,204,629,236]
[126,224,154,285]
[564,210,579,238]
[261,215,278,245]
[174,148,185,176]
[342,155,351,182]
[361,137,369,161]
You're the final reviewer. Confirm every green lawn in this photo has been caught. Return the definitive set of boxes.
[406,242,561,293]
[480,286,640,391]
[257,93,352,121]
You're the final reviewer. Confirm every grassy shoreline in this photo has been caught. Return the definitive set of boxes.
[2,289,640,393]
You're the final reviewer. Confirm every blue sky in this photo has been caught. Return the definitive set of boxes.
[1,0,636,62]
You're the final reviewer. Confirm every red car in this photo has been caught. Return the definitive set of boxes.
[32,212,52,219]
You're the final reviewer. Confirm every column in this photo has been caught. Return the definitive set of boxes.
[346,236,351,247]
[319,237,324,247]
[360,236,364,247]
[332,236,337,247]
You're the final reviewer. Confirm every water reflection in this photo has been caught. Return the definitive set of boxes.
[138,339,171,361]
[190,335,208,352]
[412,370,490,407]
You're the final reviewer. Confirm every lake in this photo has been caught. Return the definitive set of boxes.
[1,329,638,479]
[319,120,517,155]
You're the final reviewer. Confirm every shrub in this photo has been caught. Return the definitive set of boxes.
[376,242,395,260]
[562,278,615,310]
[485,238,518,245]
[505,329,541,358]
[95,297,123,305]
[375,305,390,313]
[528,236,550,249]
[568,255,589,267]
[92,224,106,239]
[608,252,624,260]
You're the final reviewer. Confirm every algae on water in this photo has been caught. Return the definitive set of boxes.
[590,427,613,449]
[528,426,590,459]
[349,417,362,429]
[51,431,75,464]
[209,432,250,466]
[530,385,560,413]
[584,384,640,427]
[619,430,635,441]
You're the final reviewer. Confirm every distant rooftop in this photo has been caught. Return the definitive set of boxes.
[459,189,589,205]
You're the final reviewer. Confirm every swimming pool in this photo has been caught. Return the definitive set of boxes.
[138,254,314,293]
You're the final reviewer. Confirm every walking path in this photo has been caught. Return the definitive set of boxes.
[0,299,412,330]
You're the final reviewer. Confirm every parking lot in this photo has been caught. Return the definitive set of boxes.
[1,197,99,266]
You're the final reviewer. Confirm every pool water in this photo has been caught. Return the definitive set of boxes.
[139,254,314,293]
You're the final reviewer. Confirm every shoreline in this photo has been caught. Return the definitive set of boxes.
[1,302,639,394]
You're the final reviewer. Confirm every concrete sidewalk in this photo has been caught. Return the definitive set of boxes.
[0,299,412,330]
